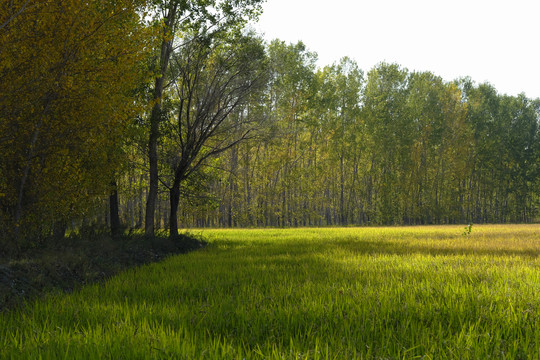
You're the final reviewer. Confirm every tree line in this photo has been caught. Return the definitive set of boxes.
[1,1,539,249]
[178,47,539,227]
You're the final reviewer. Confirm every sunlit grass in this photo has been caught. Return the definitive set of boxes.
[1,225,539,359]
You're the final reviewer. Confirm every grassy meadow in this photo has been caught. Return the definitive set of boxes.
[1,225,540,359]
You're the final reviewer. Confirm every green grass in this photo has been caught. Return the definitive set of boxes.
[1,225,540,359]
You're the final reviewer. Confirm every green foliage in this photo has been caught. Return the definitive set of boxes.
[200,57,539,227]
[2,0,538,241]
[462,222,473,236]
[0,0,154,243]
[141,0,267,236]
[1,225,540,358]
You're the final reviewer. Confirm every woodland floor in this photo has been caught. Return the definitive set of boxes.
[0,231,205,311]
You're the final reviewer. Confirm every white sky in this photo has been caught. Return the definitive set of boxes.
[254,0,540,99]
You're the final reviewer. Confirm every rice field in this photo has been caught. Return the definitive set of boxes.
[1,225,540,359]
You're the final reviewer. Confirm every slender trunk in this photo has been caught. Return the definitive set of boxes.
[110,180,121,237]
[105,201,110,227]
[347,157,359,224]
[52,220,67,242]
[339,154,345,225]
[244,143,251,225]
[138,172,144,228]
[228,147,238,227]
[163,202,169,230]
[145,131,158,235]
[145,6,177,237]
[14,118,43,238]
[128,175,135,228]
[156,194,162,230]
[169,182,180,238]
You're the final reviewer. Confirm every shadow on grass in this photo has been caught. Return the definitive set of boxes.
[79,232,540,315]
[4,229,539,359]
[0,231,206,312]
[40,232,539,358]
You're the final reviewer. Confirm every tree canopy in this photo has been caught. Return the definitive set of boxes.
[0,0,153,246]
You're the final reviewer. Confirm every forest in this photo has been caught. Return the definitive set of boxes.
[1,0,539,249]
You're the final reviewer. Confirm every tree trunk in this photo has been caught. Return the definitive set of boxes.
[14,118,43,238]
[109,180,121,237]
[52,220,67,242]
[339,154,345,225]
[144,6,177,237]
[137,172,144,228]
[128,175,135,228]
[228,146,238,227]
[145,87,163,236]
[169,182,180,238]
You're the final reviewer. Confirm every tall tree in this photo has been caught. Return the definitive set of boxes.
[362,63,410,223]
[317,58,363,224]
[144,0,265,236]
[163,31,267,237]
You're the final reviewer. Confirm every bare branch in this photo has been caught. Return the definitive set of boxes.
[0,0,32,31]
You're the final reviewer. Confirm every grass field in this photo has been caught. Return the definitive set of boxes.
[1,225,539,359]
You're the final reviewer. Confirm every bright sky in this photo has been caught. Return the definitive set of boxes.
[254,0,540,99]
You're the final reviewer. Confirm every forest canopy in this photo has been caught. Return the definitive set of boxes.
[1,1,538,248]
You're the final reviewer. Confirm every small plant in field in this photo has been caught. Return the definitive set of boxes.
[462,222,473,236]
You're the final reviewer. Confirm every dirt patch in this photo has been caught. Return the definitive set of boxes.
[0,232,206,312]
